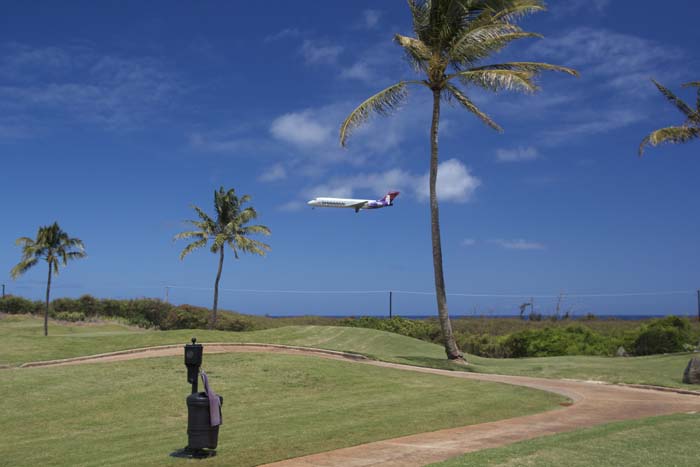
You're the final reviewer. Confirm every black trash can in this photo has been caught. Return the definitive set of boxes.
[186,392,224,450]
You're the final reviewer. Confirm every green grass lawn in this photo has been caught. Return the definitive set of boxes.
[2,315,698,390]
[0,352,565,467]
[429,412,700,467]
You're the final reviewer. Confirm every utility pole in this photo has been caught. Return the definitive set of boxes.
[165,286,170,304]
[1,284,4,299]
[697,290,699,322]
[389,291,393,318]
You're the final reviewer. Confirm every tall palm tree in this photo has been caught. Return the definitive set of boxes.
[340,0,577,361]
[175,187,271,328]
[639,80,700,155]
[11,222,86,336]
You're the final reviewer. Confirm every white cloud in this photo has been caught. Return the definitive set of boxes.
[416,159,481,203]
[305,168,408,199]
[540,109,643,146]
[270,110,332,147]
[362,10,382,29]
[258,164,287,182]
[304,159,480,204]
[462,238,476,247]
[264,28,302,43]
[0,43,182,130]
[490,239,546,251]
[300,40,343,65]
[496,146,540,163]
[340,62,374,82]
[530,28,684,95]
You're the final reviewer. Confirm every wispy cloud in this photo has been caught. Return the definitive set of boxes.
[270,110,333,147]
[258,163,287,182]
[462,238,476,247]
[550,0,610,17]
[362,10,382,29]
[490,239,546,251]
[496,146,540,163]
[300,40,343,65]
[0,43,182,130]
[540,108,643,146]
[530,28,684,96]
[264,28,302,43]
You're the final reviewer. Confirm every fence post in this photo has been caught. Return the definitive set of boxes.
[389,291,393,318]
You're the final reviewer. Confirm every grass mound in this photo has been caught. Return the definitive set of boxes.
[2,353,565,467]
[430,413,700,467]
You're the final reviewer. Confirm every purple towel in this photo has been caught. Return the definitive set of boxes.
[200,371,222,426]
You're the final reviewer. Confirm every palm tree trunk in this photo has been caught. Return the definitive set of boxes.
[430,88,464,361]
[211,246,224,329]
[45,262,52,337]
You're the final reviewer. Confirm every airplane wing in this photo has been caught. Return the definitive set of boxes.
[349,201,368,212]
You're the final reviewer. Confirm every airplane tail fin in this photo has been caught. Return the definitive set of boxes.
[380,191,400,205]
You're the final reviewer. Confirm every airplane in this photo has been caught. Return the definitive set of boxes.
[307,191,400,213]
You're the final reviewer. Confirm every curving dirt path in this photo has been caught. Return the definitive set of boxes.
[19,343,700,467]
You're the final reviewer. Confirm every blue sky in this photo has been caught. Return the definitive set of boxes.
[2,0,700,317]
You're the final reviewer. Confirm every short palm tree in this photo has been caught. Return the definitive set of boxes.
[175,187,271,328]
[639,80,700,155]
[340,0,577,361]
[11,222,86,336]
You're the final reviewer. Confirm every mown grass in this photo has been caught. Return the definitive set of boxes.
[0,352,565,467]
[2,315,699,389]
[429,412,700,467]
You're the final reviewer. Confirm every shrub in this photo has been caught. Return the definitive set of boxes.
[502,325,616,358]
[54,311,86,322]
[339,316,441,341]
[0,295,43,314]
[161,305,209,330]
[631,316,692,355]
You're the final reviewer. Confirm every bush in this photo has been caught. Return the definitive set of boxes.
[502,325,616,358]
[339,316,441,341]
[0,295,43,314]
[632,316,693,355]
[54,311,86,322]
[161,305,209,330]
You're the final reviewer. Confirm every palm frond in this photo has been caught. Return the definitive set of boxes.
[179,238,208,260]
[450,31,542,66]
[444,83,502,132]
[652,79,695,119]
[491,1,546,21]
[174,230,207,241]
[639,126,700,156]
[240,224,271,236]
[469,61,579,76]
[10,258,38,279]
[234,236,271,257]
[394,34,432,72]
[451,69,537,93]
[340,81,416,147]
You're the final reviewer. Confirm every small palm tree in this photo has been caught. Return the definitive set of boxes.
[639,80,700,155]
[175,187,271,328]
[11,222,86,336]
[340,0,577,361]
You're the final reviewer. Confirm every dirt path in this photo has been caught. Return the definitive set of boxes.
[20,343,700,467]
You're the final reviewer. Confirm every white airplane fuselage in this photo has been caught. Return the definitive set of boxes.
[307,191,400,213]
